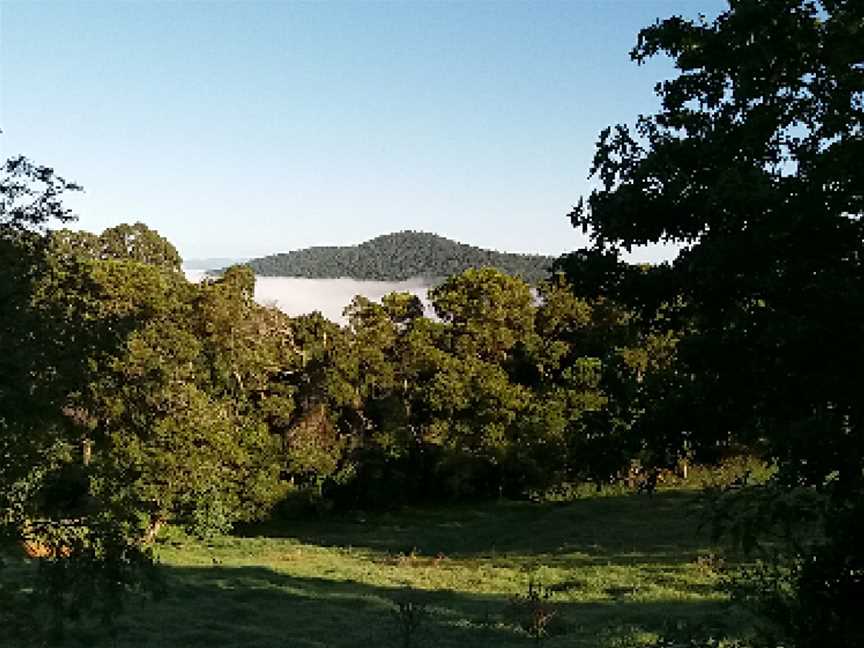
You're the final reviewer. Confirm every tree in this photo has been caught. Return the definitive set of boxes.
[570,1,864,644]
[279,312,354,492]
[0,156,80,233]
[1,157,84,535]
[1,158,82,474]
[50,222,182,271]
[52,258,291,541]
[431,267,535,363]
[0,159,166,642]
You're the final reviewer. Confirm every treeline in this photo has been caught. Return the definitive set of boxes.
[4,208,711,641]
[242,230,555,284]
[4,218,691,543]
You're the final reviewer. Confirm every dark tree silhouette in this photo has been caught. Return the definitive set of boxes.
[568,1,864,644]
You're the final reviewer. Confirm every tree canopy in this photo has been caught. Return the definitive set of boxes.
[567,1,864,644]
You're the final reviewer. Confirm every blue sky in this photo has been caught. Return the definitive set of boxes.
[0,1,726,261]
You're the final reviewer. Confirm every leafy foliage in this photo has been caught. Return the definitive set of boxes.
[567,1,864,645]
[2,159,296,637]
[0,156,80,233]
[51,222,183,271]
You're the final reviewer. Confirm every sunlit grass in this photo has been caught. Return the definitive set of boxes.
[2,490,750,647]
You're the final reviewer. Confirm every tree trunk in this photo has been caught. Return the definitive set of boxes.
[142,517,164,544]
[82,437,92,466]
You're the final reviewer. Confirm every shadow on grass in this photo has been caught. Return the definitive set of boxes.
[238,491,713,568]
[103,564,739,648]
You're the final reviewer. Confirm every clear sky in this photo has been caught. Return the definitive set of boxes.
[0,0,726,262]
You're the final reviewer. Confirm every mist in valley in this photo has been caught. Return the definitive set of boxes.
[185,269,435,324]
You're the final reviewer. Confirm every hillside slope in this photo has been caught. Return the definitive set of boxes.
[243,231,555,283]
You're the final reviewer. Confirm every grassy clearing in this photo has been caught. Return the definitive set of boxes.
[3,490,749,647]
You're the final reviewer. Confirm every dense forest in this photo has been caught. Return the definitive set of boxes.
[240,231,556,284]
[1,1,862,646]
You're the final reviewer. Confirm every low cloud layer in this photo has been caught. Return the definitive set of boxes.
[185,270,435,324]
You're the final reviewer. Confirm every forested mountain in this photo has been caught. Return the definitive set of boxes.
[241,231,556,283]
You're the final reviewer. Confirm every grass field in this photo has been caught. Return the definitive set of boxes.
[2,490,750,647]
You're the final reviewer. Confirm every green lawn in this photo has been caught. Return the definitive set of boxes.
[3,491,749,647]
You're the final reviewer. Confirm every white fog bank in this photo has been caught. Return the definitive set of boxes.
[184,270,435,324]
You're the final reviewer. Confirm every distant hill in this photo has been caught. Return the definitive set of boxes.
[240,231,556,284]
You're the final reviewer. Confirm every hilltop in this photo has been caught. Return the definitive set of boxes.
[241,231,556,283]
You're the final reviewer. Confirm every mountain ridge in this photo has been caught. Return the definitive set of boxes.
[238,231,556,283]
